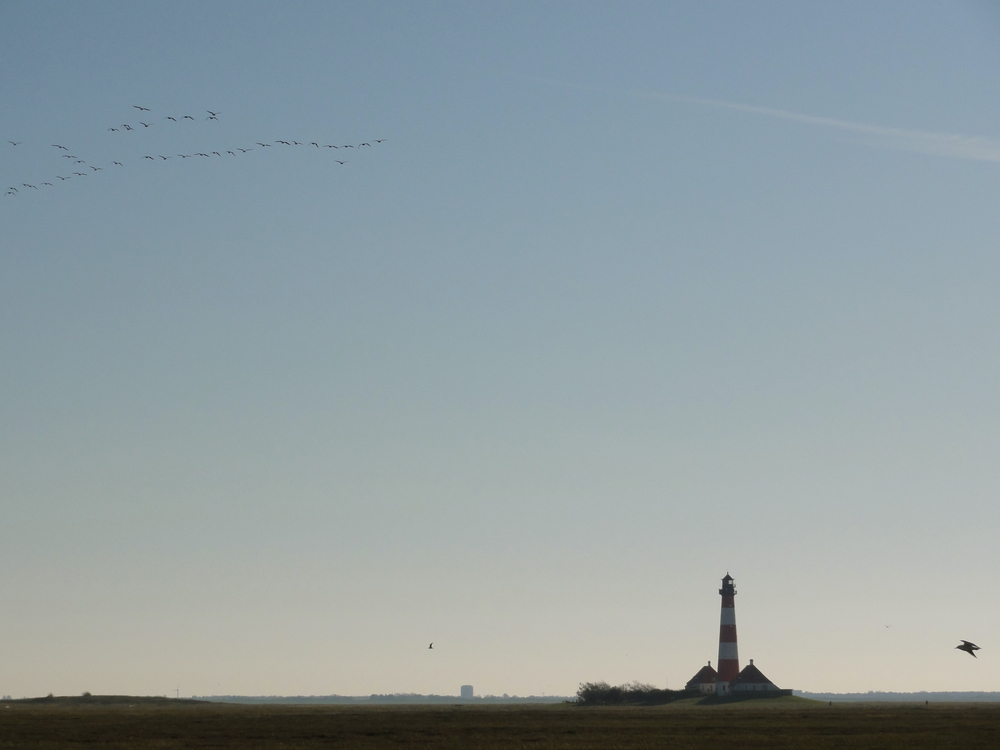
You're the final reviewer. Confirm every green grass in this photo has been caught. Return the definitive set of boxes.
[1,696,999,748]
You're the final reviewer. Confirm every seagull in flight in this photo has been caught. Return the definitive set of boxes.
[207,110,220,117]
[52,144,68,150]
[428,643,433,650]
[956,640,981,658]
[8,141,22,146]
[134,105,151,111]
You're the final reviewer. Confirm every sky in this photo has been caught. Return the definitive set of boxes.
[2,0,1000,699]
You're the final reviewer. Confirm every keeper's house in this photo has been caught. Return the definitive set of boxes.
[729,660,784,693]
[684,662,718,694]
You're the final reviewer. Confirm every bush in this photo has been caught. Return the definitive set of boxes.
[576,681,692,706]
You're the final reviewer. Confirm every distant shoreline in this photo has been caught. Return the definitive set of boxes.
[192,694,572,705]
[795,691,1000,702]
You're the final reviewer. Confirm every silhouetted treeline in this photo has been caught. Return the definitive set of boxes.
[575,682,694,706]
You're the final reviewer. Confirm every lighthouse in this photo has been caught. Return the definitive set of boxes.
[716,573,739,694]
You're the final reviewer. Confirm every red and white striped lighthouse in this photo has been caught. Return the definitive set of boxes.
[716,573,739,693]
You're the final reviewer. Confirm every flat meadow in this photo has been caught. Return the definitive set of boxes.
[2,696,999,749]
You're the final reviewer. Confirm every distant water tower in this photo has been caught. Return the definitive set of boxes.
[717,573,740,693]
[460,685,473,699]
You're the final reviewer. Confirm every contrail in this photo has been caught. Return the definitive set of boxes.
[655,93,1000,164]
[527,75,1000,164]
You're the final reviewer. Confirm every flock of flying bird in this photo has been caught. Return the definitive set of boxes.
[4,105,386,197]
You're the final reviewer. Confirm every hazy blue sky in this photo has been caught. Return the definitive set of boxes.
[3,1,999,698]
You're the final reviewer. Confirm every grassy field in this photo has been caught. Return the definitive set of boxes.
[2,695,999,749]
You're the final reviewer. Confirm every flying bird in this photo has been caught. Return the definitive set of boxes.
[133,105,151,111]
[335,160,347,164]
[52,144,68,150]
[182,115,195,120]
[140,122,151,127]
[8,141,22,145]
[956,641,981,658]
[207,110,220,116]
[428,643,433,650]
[165,116,177,121]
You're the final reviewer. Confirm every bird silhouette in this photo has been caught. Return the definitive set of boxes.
[428,643,433,650]
[956,641,981,658]
[52,144,68,150]
[8,141,22,146]
[133,105,151,111]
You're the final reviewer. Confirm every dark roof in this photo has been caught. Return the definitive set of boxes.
[686,664,718,685]
[730,662,775,686]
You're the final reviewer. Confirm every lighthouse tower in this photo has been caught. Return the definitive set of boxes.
[716,573,739,694]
